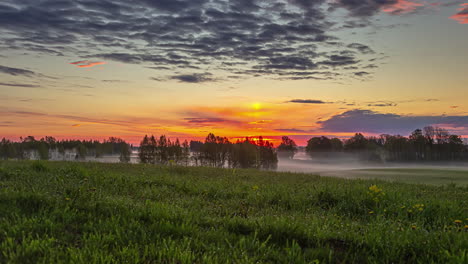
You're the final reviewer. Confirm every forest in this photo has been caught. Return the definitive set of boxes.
[0,136,132,162]
[1,126,467,168]
[139,133,278,169]
[304,126,466,162]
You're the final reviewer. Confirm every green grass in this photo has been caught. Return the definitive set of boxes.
[0,160,467,263]
[327,168,468,186]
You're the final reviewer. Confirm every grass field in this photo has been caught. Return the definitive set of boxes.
[0,161,467,263]
[321,168,468,186]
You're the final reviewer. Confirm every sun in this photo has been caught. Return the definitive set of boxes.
[252,102,262,110]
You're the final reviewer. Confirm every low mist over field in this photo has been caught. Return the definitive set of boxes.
[279,150,468,173]
[278,151,468,185]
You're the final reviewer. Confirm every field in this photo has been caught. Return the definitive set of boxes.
[321,168,468,186]
[0,161,467,263]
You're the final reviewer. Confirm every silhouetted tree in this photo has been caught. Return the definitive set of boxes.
[277,136,297,159]
[119,144,131,163]
[139,135,156,164]
[181,140,190,165]
[306,136,332,152]
[330,138,344,151]
[201,133,231,167]
[344,133,368,151]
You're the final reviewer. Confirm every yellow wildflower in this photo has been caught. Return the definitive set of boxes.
[369,185,382,193]
[252,185,259,191]
[454,220,462,224]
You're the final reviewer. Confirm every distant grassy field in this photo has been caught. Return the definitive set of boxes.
[0,161,467,263]
[322,168,468,186]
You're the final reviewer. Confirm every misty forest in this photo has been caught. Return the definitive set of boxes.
[2,126,467,167]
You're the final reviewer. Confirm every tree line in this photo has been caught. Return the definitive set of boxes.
[3,126,465,165]
[139,133,278,169]
[0,136,132,162]
[304,126,466,162]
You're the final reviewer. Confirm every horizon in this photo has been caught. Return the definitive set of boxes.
[1,0,467,145]
[3,127,468,147]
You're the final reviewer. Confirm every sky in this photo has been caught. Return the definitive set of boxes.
[0,0,467,145]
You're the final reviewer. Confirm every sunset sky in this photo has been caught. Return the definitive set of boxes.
[1,0,467,145]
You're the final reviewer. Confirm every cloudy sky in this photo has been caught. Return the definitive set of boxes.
[1,0,467,144]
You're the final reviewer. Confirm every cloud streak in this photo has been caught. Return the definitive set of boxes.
[287,99,328,104]
[381,0,424,15]
[450,3,468,24]
[332,0,424,17]
[0,82,40,88]
[171,73,216,83]
[70,60,106,68]
[0,65,36,77]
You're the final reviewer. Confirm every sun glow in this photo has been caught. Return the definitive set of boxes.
[252,102,262,110]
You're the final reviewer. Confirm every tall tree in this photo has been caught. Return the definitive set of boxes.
[119,144,131,163]
[277,136,297,159]
[306,136,332,152]
[139,135,157,164]
[344,133,368,151]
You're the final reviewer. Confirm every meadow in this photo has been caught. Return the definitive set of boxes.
[0,161,467,263]
[320,167,468,186]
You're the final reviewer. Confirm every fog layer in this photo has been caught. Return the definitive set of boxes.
[277,151,468,176]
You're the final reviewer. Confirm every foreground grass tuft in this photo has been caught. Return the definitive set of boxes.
[0,161,467,263]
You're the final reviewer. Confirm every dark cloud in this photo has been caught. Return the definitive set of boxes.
[0,0,394,80]
[354,71,370,77]
[320,55,359,67]
[184,118,226,124]
[274,128,308,133]
[0,82,40,88]
[258,56,318,71]
[101,79,128,83]
[318,109,468,134]
[347,43,375,54]
[330,0,396,17]
[367,102,397,107]
[341,20,372,29]
[363,64,378,69]
[183,116,244,127]
[0,65,36,77]
[171,73,216,83]
[150,77,165,82]
[288,99,328,104]
[331,0,423,17]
